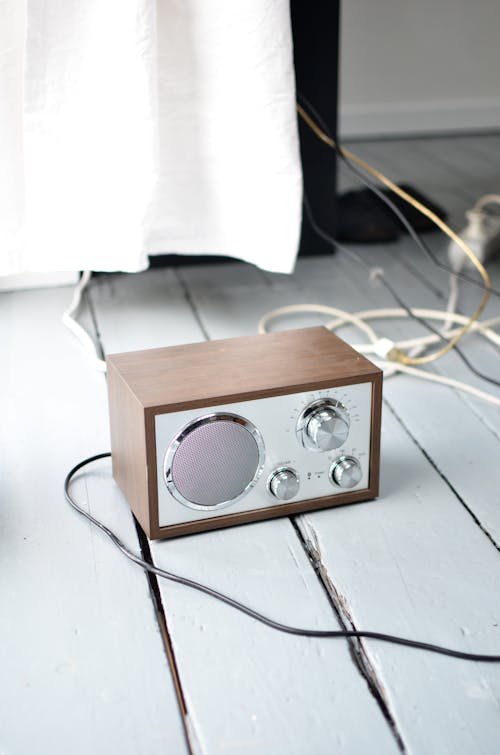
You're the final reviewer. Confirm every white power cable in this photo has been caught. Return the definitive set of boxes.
[64,267,500,409]
[375,360,500,408]
[444,195,500,332]
[64,268,500,409]
[258,304,500,407]
[448,194,500,272]
[442,270,461,334]
[474,194,500,212]
[258,303,379,345]
[325,307,500,352]
[259,306,500,351]
[62,271,107,372]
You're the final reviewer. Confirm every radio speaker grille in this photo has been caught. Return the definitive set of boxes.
[170,418,262,507]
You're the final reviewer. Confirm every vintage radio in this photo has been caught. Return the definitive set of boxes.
[106,326,382,539]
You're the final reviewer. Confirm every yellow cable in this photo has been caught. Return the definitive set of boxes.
[296,103,492,366]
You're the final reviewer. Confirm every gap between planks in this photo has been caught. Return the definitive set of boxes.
[289,517,407,753]
[167,267,407,753]
[173,264,409,752]
[382,400,500,555]
[85,283,196,755]
[176,254,500,751]
[319,247,500,542]
[89,271,404,751]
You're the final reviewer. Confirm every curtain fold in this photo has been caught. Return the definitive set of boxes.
[0,0,302,277]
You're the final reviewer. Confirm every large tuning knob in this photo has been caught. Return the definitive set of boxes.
[297,399,349,452]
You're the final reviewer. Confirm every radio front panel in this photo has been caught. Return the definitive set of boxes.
[155,382,373,527]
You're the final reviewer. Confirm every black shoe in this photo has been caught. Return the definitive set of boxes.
[337,184,447,243]
[379,183,448,233]
[337,188,400,243]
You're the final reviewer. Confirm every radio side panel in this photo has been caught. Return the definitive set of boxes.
[107,359,151,536]
[369,370,383,498]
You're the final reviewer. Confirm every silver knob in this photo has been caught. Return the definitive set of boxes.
[306,406,349,451]
[269,468,300,500]
[331,456,362,489]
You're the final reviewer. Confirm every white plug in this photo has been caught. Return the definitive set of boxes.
[448,195,500,272]
[373,338,397,359]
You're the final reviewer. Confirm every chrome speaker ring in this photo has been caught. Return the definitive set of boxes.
[163,412,265,511]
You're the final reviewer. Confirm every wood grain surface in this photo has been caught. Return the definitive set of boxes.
[0,287,188,755]
[107,326,379,410]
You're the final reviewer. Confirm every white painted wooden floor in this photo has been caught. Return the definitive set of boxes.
[2,133,500,755]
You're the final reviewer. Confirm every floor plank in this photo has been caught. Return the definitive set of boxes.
[178,255,500,753]
[297,405,500,755]
[89,268,402,755]
[0,287,188,754]
[286,246,500,541]
[325,243,500,541]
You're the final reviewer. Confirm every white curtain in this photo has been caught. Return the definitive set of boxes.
[0,1,302,278]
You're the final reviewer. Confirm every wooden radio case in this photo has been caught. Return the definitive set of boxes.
[107,326,382,539]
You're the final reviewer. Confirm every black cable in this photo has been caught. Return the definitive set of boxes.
[298,95,500,386]
[303,193,500,388]
[297,92,500,300]
[65,453,500,663]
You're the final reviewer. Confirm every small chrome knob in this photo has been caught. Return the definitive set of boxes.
[269,468,300,501]
[305,406,349,451]
[331,456,362,489]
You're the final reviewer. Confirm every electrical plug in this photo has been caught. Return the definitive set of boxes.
[448,195,500,272]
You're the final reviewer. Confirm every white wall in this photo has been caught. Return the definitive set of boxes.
[340,0,500,137]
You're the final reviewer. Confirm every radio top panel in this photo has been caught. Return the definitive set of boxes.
[106,326,379,413]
